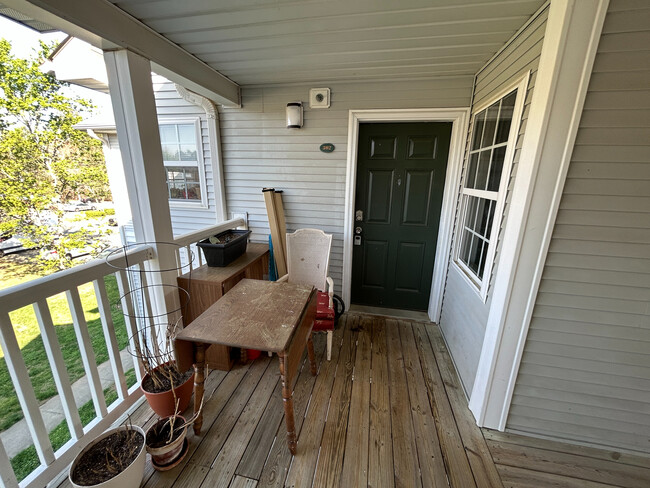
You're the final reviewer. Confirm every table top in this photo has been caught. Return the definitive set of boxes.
[175,279,314,352]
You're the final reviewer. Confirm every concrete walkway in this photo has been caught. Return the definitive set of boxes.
[1,350,135,458]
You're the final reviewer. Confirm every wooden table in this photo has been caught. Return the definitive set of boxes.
[174,279,317,454]
[177,243,269,370]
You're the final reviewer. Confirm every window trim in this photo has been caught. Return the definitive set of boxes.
[159,117,208,209]
[453,73,530,301]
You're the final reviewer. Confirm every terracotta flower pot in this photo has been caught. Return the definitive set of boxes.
[69,425,146,488]
[146,416,188,471]
[141,363,194,417]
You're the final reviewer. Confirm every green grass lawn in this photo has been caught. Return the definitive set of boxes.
[10,369,138,482]
[0,255,130,432]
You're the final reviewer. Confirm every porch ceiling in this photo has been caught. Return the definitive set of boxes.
[107,0,547,86]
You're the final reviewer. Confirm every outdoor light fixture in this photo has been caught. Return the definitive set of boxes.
[286,102,303,128]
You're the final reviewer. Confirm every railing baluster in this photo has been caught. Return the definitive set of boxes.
[0,312,55,466]
[197,243,204,267]
[138,271,161,359]
[33,300,84,441]
[115,270,144,382]
[93,279,128,400]
[66,288,108,418]
[185,244,192,272]
[0,440,19,488]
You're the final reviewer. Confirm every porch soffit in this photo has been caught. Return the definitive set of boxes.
[10,0,546,88]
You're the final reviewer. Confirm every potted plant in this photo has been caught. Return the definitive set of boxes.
[69,425,146,488]
[132,322,195,417]
[145,394,204,471]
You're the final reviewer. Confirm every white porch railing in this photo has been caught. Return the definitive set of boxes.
[0,245,153,488]
[0,218,246,487]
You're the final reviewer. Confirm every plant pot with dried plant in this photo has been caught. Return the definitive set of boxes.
[130,322,195,417]
[145,384,205,471]
[69,424,146,488]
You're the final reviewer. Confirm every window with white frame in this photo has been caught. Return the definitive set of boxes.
[455,86,523,296]
[159,120,206,205]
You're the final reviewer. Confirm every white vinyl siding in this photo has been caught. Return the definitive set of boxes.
[152,75,221,237]
[507,2,650,454]
[218,77,474,290]
[439,6,548,394]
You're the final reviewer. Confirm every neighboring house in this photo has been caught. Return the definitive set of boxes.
[48,38,227,240]
[2,0,648,480]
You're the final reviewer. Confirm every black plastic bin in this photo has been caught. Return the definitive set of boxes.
[197,229,251,267]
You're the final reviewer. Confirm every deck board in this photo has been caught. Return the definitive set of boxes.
[340,315,372,487]
[385,318,422,488]
[368,317,394,488]
[398,320,448,488]
[56,313,650,488]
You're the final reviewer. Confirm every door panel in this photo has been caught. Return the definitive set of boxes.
[352,122,452,310]
[395,242,425,291]
[362,240,389,288]
[366,170,394,223]
[402,170,434,225]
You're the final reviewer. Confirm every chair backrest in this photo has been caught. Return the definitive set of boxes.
[286,228,332,291]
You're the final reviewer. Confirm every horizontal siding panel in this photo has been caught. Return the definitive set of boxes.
[538,279,649,301]
[558,194,650,212]
[507,418,650,453]
[554,209,650,228]
[583,89,650,109]
[523,340,650,369]
[508,404,649,438]
[551,223,650,243]
[602,8,650,33]
[534,292,648,315]
[521,351,650,382]
[544,252,650,273]
[579,108,650,127]
[587,70,650,92]
[575,127,650,146]
[592,51,650,73]
[540,264,650,287]
[567,161,650,179]
[531,306,647,330]
[512,393,649,427]
[515,372,650,403]
[596,31,650,52]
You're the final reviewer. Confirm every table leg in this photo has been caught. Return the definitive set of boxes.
[278,353,297,454]
[307,333,317,376]
[193,342,206,435]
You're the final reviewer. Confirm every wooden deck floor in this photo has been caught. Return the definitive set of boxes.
[59,313,650,488]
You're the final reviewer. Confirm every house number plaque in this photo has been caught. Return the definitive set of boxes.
[319,143,335,153]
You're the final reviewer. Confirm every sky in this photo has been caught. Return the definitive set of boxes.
[0,15,112,119]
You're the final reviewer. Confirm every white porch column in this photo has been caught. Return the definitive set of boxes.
[469,0,610,429]
[103,49,180,323]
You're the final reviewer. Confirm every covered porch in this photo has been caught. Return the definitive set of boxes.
[56,314,650,488]
[0,0,649,485]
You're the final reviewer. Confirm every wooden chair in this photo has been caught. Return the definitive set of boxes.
[277,228,335,360]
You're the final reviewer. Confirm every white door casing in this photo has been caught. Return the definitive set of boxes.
[342,109,469,322]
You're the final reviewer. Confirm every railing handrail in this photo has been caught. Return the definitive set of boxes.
[0,245,153,312]
[173,218,244,248]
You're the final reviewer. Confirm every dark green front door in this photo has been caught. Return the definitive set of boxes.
[351,122,452,310]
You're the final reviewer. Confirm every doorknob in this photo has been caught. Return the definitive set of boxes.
[354,226,362,246]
